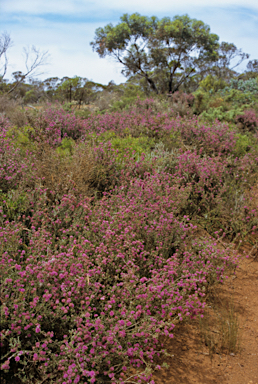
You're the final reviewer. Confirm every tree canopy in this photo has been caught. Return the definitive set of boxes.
[91,13,220,94]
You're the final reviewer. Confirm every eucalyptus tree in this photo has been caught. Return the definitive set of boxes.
[91,13,220,94]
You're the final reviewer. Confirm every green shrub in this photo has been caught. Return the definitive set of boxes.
[56,137,75,157]
[110,97,138,112]
[110,135,155,166]
[226,78,258,94]
[88,130,117,145]
[199,75,227,93]
[62,102,74,111]
[0,189,29,222]
[233,133,253,156]
[223,89,256,106]
[192,89,210,114]
[74,108,92,119]
[6,125,36,153]
[200,105,247,123]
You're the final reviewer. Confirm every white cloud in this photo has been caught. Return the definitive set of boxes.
[2,0,258,14]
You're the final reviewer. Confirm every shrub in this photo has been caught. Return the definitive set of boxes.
[221,89,256,106]
[226,78,258,94]
[199,75,227,93]
[25,105,84,146]
[0,117,31,193]
[192,90,209,115]
[235,109,258,132]
[200,105,247,123]
[0,189,29,222]
[167,92,194,117]
[177,117,236,156]
[233,133,253,156]
[110,135,155,165]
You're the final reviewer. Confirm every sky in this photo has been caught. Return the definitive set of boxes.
[1,0,258,85]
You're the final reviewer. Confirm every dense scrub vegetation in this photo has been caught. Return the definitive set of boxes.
[1,95,258,383]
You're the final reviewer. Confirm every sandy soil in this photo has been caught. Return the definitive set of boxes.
[151,253,258,384]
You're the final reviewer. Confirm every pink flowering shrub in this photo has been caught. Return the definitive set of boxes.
[235,109,258,132]
[177,117,237,156]
[1,173,238,383]
[80,101,237,157]
[26,105,84,147]
[0,117,31,193]
[1,99,258,383]
[169,92,195,107]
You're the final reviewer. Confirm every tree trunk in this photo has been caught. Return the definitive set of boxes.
[145,75,158,94]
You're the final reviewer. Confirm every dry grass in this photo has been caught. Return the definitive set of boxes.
[34,143,116,200]
[0,95,28,127]
[198,292,241,361]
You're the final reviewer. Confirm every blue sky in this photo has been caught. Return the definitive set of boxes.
[1,0,258,85]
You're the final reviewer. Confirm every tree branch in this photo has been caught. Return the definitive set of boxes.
[7,46,50,95]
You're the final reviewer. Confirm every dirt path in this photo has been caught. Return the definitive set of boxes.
[152,255,258,384]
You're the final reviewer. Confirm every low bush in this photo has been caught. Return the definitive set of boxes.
[235,109,258,132]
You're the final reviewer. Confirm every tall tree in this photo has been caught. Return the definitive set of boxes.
[91,13,220,94]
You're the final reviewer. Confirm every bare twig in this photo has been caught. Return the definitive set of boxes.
[0,31,12,81]
[7,46,50,95]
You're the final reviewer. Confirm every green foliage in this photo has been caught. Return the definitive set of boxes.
[110,135,155,167]
[95,83,145,113]
[74,108,92,119]
[63,102,74,111]
[46,77,104,105]
[56,137,75,157]
[23,89,38,104]
[6,125,36,152]
[199,75,227,93]
[233,133,253,157]
[225,78,258,94]
[200,105,246,123]
[91,13,219,94]
[88,130,117,146]
[0,189,28,221]
[195,78,258,123]
[110,98,135,112]
[192,89,210,114]
[223,89,256,105]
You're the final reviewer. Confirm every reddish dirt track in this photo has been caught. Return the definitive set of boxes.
[151,253,258,384]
